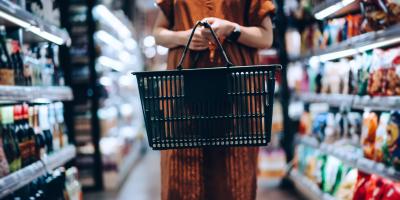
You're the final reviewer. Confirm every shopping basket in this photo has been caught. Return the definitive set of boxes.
[132,21,281,150]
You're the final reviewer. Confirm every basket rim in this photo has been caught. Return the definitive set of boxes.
[131,64,282,75]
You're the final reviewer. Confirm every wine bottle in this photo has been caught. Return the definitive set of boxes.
[33,106,45,160]
[0,106,9,177]
[26,104,37,164]
[0,27,14,85]
[9,106,21,170]
[49,103,60,151]
[14,105,30,167]
[11,40,25,85]
[39,105,53,154]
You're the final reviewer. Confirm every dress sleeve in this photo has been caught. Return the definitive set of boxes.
[247,0,275,26]
[156,0,174,27]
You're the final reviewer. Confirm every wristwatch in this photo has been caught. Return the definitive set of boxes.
[227,24,241,42]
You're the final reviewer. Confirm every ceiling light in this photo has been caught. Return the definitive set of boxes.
[94,30,124,50]
[93,5,131,39]
[98,56,125,71]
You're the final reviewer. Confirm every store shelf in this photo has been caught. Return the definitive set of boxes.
[312,0,360,20]
[0,0,70,45]
[295,92,400,111]
[290,24,400,62]
[0,86,73,102]
[297,135,400,182]
[0,145,76,198]
[289,169,335,200]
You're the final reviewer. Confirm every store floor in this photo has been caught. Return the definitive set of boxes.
[84,151,303,200]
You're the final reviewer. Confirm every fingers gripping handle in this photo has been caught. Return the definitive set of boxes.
[176,21,234,70]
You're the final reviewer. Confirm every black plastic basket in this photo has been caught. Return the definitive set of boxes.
[133,21,280,150]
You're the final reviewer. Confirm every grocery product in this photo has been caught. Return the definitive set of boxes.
[336,168,358,200]
[361,111,379,159]
[387,111,400,169]
[375,113,390,162]
[322,156,343,195]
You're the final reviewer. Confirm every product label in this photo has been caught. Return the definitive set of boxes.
[19,141,30,167]
[0,69,14,85]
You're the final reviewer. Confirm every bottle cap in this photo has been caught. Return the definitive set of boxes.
[22,103,29,119]
[14,104,22,121]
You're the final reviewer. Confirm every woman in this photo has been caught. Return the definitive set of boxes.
[153,1,275,199]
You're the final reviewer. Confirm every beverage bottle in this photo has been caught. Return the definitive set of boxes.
[22,46,33,86]
[49,103,60,151]
[11,40,25,85]
[8,106,21,170]
[14,104,30,167]
[0,27,15,85]
[39,105,53,154]
[2,106,20,172]
[33,105,45,160]
[55,102,68,147]
[0,105,9,177]
[41,45,53,86]
[25,104,37,164]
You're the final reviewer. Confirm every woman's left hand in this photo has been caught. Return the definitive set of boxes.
[201,17,237,41]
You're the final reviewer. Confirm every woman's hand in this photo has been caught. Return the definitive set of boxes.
[201,17,236,41]
[180,28,209,51]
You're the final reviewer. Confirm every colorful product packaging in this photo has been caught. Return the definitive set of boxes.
[336,169,358,200]
[386,111,400,169]
[375,113,390,162]
[361,111,378,160]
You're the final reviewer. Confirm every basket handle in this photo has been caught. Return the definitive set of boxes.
[177,21,233,70]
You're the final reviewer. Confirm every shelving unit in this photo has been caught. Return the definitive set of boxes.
[312,0,360,20]
[0,0,70,45]
[297,136,400,181]
[289,169,335,200]
[290,24,400,62]
[294,92,400,111]
[0,145,76,198]
[0,86,73,102]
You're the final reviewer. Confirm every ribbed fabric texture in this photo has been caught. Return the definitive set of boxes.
[161,147,259,200]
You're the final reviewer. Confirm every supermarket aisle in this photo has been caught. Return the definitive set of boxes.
[115,150,302,200]
[118,150,161,200]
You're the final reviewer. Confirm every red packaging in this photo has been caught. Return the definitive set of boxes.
[353,171,371,200]
[382,183,400,200]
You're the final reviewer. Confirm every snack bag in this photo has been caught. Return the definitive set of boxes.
[375,113,390,162]
[299,111,312,135]
[387,111,400,169]
[383,183,400,200]
[312,113,328,142]
[369,176,392,200]
[385,50,400,96]
[361,111,378,159]
[349,112,363,145]
[358,51,373,96]
[368,49,386,96]
[336,169,358,200]
[324,113,337,143]
[353,171,372,200]
[322,156,343,194]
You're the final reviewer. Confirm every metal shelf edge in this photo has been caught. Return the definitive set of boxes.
[0,86,73,102]
[0,145,76,198]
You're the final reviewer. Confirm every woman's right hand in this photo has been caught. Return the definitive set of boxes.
[180,28,209,51]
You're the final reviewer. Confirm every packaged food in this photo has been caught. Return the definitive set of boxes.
[322,156,343,195]
[387,111,400,169]
[312,112,328,142]
[361,111,378,159]
[385,49,400,96]
[324,113,337,143]
[299,111,312,135]
[368,49,386,96]
[375,113,390,162]
[336,169,358,200]
[383,183,400,200]
[358,51,373,96]
[349,112,362,145]
[353,171,372,200]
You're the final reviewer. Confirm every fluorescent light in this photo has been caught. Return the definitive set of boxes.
[94,30,124,50]
[144,47,156,58]
[319,48,358,62]
[93,5,131,39]
[125,38,137,50]
[0,10,30,28]
[0,10,64,45]
[314,0,355,20]
[98,56,125,71]
[357,37,400,52]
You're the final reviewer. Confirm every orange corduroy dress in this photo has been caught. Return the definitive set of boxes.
[156,0,275,200]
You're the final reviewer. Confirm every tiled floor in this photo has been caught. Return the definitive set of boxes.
[85,151,303,200]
